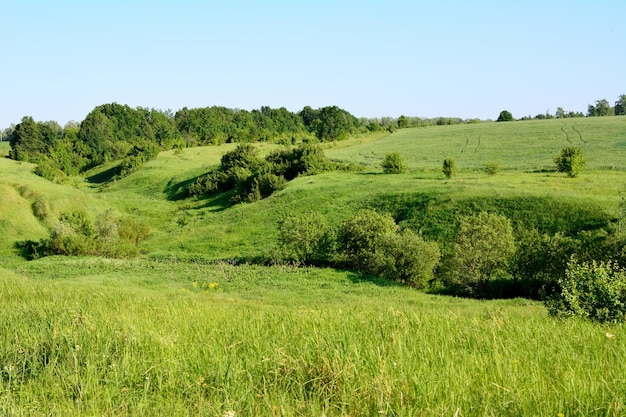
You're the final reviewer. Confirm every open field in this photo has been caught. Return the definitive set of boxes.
[1,258,626,416]
[1,117,626,415]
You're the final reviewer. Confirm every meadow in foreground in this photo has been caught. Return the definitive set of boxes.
[1,258,625,416]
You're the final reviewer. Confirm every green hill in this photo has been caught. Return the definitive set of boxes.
[2,116,626,415]
[2,117,625,260]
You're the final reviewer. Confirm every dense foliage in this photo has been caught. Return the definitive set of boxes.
[188,143,351,203]
[547,259,626,323]
[496,110,514,122]
[276,210,440,288]
[555,146,586,177]
[443,212,516,297]
[442,157,456,179]
[20,209,150,259]
[380,152,407,174]
[7,104,370,182]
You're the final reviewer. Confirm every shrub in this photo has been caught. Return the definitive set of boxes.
[220,144,260,172]
[381,152,407,174]
[31,198,49,222]
[278,212,330,265]
[445,212,515,296]
[510,229,580,298]
[338,210,398,275]
[547,259,626,323]
[554,146,585,178]
[34,160,63,181]
[252,172,287,200]
[482,162,501,176]
[387,229,441,289]
[337,210,441,287]
[442,158,456,179]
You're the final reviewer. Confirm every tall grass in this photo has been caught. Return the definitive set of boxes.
[1,258,625,416]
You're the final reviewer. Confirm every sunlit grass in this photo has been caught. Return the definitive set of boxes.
[1,259,625,416]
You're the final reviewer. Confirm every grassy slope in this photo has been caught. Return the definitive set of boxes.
[2,117,625,259]
[326,117,626,171]
[1,257,625,416]
[2,118,626,415]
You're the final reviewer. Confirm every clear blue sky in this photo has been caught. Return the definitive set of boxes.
[1,0,624,127]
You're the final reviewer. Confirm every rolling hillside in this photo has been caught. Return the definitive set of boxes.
[2,117,626,260]
[2,117,626,415]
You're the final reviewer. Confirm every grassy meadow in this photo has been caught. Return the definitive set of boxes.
[2,117,626,415]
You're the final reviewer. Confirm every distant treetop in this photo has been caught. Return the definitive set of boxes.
[496,110,514,122]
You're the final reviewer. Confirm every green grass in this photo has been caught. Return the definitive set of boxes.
[326,117,626,172]
[2,117,626,415]
[1,258,625,416]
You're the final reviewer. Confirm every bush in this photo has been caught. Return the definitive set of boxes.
[220,144,260,172]
[442,158,456,179]
[278,212,330,265]
[252,172,287,200]
[510,229,580,298]
[337,210,440,287]
[554,146,585,178]
[445,212,515,296]
[381,152,407,174]
[387,229,440,289]
[338,210,398,274]
[547,259,626,323]
[482,162,501,176]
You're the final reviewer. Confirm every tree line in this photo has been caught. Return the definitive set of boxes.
[4,103,472,182]
[513,94,626,121]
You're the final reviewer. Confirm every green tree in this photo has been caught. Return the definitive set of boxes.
[447,212,516,296]
[9,116,46,162]
[337,210,440,287]
[587,99,613,117]
[615,94,626,116]
[554,146,585,178]
[442,158,456,179]
[313,106,358,141]
[387,229,441,289]
[381,152,407,174]
[397,115,409,129]
[496,110,513,122]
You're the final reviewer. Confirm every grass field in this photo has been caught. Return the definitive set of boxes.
[2,258,625,416]
[1,117,626,415]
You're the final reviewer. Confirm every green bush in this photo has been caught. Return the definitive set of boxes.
[442,158,456,179]
[337,210,440,287]
[338,210,398,275]
[48,216,95,256]
[547,259,626,323]
[220,144,260,172]
[387,229,441,289]
[510,229,580,298]
[554,146,585,178]
[34,210,149,259]
[496,110,513,122]
[252,172,287,200]
[445,212,515,296]
[278,212,330,265]
[381,152,407,174]
[482,162,501,176]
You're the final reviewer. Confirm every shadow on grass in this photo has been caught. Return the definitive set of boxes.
[164,174,233,212]
[86,165,121,184]
[345,270,407,288]
[430,278,540,300]
[163,175,201,201]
